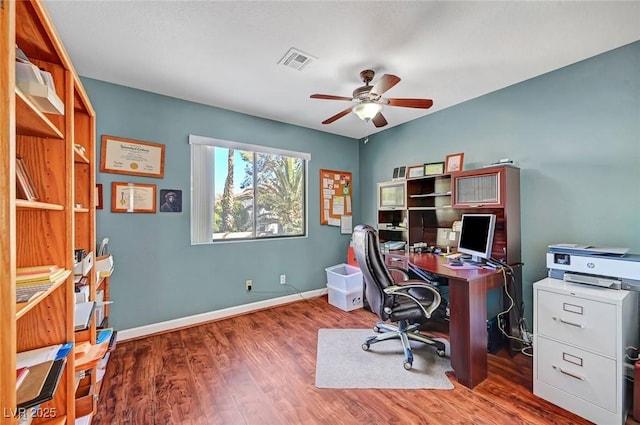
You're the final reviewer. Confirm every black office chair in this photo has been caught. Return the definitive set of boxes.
[352,224,446,370]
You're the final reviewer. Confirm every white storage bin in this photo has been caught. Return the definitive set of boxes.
[325,263,363,292]
[327,283,363,311]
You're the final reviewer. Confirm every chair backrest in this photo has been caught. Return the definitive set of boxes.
[352,224,395,320]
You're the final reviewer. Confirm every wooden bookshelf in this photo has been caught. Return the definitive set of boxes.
[1,1,100,423]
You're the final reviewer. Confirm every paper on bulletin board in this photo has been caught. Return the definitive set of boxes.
[341,216,352,234]
[320,169,352,226]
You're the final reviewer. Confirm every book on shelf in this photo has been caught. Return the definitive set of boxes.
[16,268,67,284]
[15,157,39,201]
[16,290,46,304]
[16,367,30,389]
[16,283,53,293]
[16,264,59,276]
[74,302,95,331]
[17,342,73,369]
[16,361,51,406]
[16,359,66,410]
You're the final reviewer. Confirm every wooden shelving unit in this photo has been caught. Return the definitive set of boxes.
[1,1,104,423]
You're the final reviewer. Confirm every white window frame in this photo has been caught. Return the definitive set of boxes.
[189,134,310,244]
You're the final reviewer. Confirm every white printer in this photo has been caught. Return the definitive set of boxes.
[547,243,640,291]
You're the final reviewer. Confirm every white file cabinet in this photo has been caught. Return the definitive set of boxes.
[533,278,639,424]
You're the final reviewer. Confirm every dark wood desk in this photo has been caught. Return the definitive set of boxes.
[408,253,507,389]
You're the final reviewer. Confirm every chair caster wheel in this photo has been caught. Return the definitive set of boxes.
[403,361,412,370]
[437,349,446,357]
[373,326,380,333]
[361,343,370,351]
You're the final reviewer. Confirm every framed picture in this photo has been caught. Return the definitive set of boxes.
[407,164,424,179]
[111,182,157,213]
[424,161,445,176]
[445,153,465,173]
[95,184,103,210]
[392,166,406,180]
[159,189,182,212]
[100,135,166,178]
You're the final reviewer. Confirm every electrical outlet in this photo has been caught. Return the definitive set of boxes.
[280,274,286,285]
[246,280,252,291]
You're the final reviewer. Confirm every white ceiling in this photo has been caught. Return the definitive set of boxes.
[43,1,640,140]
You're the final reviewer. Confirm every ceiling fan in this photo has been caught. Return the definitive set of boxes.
[310,69,433,128]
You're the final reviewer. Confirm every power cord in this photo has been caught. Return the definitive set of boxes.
[247,283,318,302]
[495,267,533,357]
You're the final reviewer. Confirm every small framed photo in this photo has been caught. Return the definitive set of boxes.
[445,153,465,173]
[111,182,157,213]
[159,189,182,212]
[424,161,445,176]
[392,166,406,180]
[407,164,424,179]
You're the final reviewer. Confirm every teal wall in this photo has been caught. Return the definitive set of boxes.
[86,40,639,331]
[360,41,640,324]
[83,78,359,330]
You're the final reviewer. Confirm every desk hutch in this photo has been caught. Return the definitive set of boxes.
[376,165,523,347]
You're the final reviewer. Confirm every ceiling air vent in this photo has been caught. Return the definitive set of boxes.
[278,47,316,71]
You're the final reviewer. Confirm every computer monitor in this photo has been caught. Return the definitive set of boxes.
[457,213,496,263]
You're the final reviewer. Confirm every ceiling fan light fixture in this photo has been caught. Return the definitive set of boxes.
[352,102,382,122]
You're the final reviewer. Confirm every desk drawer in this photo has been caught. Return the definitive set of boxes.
[537,336,617,413]
[537,289,616,356]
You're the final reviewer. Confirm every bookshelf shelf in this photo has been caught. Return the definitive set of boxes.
[16,270,71,320]
[73,147,90,164]
[15,199,65,211]
[15,88,64,139]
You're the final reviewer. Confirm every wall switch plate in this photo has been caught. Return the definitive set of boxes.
[280,274,286,285]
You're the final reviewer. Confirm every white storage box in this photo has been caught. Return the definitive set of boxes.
[327,283,363,311]
[325,263,363,292]
[95,254,113,279]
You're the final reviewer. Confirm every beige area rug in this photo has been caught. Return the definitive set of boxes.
[315,328,454,389]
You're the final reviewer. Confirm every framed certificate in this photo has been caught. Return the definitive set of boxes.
[111,182,157,213]
[101,135,165,178]
[424,161,445,176]
[407,164,424,179]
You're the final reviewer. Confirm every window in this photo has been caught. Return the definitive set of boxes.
[190,135,309,244]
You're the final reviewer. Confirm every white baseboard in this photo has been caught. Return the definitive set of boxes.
[117,287,328,342]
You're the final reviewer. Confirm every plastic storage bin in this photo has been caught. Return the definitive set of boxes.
[327,284,363,311]
[325,263,363,292]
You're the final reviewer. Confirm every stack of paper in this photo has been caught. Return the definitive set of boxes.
[16,343,73,410]
[16,265,68,303]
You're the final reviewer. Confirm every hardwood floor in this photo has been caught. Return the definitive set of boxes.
[93,296,635,424]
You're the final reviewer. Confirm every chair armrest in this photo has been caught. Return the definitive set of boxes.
[384,280,441,318]
[387,266,409,282]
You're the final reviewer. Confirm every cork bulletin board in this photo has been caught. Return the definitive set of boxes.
[320,169,352,228]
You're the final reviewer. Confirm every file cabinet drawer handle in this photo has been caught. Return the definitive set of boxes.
[553,365,585,381]
[553,316,584,328]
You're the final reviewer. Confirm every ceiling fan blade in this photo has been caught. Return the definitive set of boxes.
[372,112,388,128]
[310,94,353,101]
[370,74,401,97]
[322,107,353,125]
[387,98,434,109]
